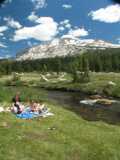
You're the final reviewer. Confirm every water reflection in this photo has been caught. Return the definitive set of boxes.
[48,90,120,125]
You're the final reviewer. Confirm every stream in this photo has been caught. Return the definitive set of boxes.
[47,90,120,125]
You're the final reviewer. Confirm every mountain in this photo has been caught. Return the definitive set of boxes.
[16,37,120,61]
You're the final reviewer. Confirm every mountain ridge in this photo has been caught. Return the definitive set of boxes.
[16,37,120,61]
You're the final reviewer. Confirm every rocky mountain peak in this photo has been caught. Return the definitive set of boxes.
[16,38,120,61]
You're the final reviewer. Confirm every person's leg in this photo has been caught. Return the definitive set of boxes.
[15,104,21,114]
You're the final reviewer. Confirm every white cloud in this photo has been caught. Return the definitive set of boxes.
[0,33,4,36]
[27,41,33,47]
[117,38,120,43]
[89,4,120,23]
[36,17,55,24]
[0,26,8,32]
[31,0,47,10]
[4,17,22,29]
[61,27,89,39]
[62,4,72,9]
[0,42,7,48]
[58,26,65,31]
[28,14,72,34]
[0,26,8,38]
[60,19,70,25]
[27,12,38,22]
[68,28,89,38]
[27,13,55,26]
[28,13,72,33]
[65,23,71,29]
[13,17,58,42]
[59,19,72,31]
[61,34,76,39]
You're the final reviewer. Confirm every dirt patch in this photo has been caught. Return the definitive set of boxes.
[0,122,11,128]
[24,131,49,141]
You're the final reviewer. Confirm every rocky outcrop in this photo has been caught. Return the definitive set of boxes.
[16,37,120,61]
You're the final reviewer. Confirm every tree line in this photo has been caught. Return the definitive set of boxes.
[0,48,120,75]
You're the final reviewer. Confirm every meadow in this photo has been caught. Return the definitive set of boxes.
[1,72,119,97]
[0,72,120,160]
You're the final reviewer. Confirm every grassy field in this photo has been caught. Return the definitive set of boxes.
[1,72,119,97]
[0,73,120,160]
[0,86,120,160]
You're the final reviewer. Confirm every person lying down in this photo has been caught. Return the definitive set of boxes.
[29,100,47,113]
[16,100,53,119]
[11,94,47,115]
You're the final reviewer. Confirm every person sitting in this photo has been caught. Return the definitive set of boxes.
[37,101,46,113]
[29,100,46,113]
[11,92,24,114]
[29,100,38,112]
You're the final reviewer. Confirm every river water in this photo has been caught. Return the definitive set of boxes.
[47,90,120,125]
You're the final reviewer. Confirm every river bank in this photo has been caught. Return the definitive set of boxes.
[0,72,120,98]
[0,86,120,160]
[0,76,120,159]
[0,85,120,125]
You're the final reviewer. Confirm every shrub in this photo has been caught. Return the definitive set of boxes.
[5,72,24,86]
[72,71,90,83]
[12,72,21,81]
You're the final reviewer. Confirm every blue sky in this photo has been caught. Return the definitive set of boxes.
[0,0,120,58]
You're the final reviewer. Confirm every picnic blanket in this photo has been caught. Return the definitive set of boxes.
[16,107,54,119]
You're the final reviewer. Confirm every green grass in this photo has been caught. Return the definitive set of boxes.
[0,99,120,160]
[0,86,47,103]
[0,84,119,159]
[1,72,120,97]
[34,72,120,98]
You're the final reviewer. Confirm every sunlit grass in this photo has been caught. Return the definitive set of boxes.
[0,97,120,160]
[0,76,119,159]
[1,72,120,97]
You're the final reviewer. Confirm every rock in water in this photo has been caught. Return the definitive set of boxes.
[80,100,97,105]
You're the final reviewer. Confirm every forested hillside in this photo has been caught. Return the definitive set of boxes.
[0,48,120,74]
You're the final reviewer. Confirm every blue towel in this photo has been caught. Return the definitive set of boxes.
[16,112,34,119]
[16,107,48,119]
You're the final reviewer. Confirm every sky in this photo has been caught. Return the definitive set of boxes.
[0,0,120,58]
